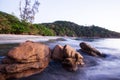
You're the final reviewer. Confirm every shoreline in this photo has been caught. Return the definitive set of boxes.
[0,34,62,56]
[0,34,62,44]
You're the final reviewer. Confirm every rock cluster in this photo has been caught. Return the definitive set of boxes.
[0,40,103,80]
[52,45,84,71]
[0,41,51,80]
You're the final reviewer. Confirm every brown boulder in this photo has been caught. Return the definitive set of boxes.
[1,56,40,64]
[0,65,47,80]
[74,52,84,65]
[80,42,102,57]
[52,45,64,61]
[0,61,48,79]
[2,57,16,64]
[7,41,51,63]
[5,61,48,73]
[62,45,84,71]
[0,41,51,79]
[62,58,78,71]
[6,68,45,79]
[63,45,76,58]
[63,45,83,59]
[51,44,84,71]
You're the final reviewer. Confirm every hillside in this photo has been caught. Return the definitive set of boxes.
[0,11,54,35]
[0,11,30,34]
[0,11,120,38]
[42,21,120,38]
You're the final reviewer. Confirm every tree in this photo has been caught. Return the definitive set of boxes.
[19,0,40,23]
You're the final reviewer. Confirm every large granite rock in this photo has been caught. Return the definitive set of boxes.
[51,45,64,61]
[1,61,48,73]
[52,44,84,71]
[62,45,84,71]
[8,41,50,63]
[63,45,83,60]
[80,42,103,57]
[6,68,45,79]
[0,41,51,80]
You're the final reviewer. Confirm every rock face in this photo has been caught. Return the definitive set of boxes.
[0,41,51,80]
[80,42,102,57]
[52,44,84,71]
[52,45,64,61]
[62,45,84,71]
[8,41,50,63]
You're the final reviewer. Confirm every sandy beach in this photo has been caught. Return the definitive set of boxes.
[0,34,61,44]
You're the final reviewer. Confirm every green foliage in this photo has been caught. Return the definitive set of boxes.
[43,21,120,38]
[0,12,13,33]
[0,11,31,34]
[34,24,55,36]
[11,21,30,34]
[0,11,54,35]
[42,21,77,36]
[0,11,30,34]
[0,11,120,38]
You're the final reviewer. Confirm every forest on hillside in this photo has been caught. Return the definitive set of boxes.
[42,21,120,38]
[0,11,120,38]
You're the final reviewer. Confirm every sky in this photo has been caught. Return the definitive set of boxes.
[0,0,120,32]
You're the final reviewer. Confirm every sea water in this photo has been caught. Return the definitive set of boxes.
[43,38,120,80]
[0,36,120,80]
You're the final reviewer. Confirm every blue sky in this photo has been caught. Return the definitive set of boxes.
[0,0,120,32]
